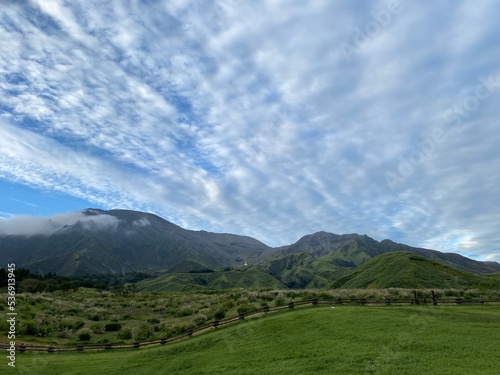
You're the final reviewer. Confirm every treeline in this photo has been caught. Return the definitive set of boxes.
[0,268,153,293]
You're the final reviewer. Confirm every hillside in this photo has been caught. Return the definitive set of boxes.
[266,252,345,289]
[1,208,500,278]
[331,252,500,289]
[0,209,270,276]
[273,232,500,274]
[135,266,286,292]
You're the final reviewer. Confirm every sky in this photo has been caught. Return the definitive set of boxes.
[1,0,499,262]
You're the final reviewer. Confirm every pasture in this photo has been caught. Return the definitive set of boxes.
[13,304,500,374]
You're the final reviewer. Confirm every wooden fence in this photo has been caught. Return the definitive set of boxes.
[2,295,499,353]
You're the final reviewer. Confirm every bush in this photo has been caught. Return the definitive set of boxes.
[194,314,208,326]
[91,324,104,334]
[104,322,122,332]
[134,324,153,341]
[78,332,91,341]
[275,298,285,306]
[21,320,38,335]
[237,304,257,315]
[117,329,132,340]
[214,310,226,320]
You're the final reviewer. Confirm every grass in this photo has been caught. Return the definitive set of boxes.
[1,287,499,347]
[14,304,500,374]
[331,252,500,289]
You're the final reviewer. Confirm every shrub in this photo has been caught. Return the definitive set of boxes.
[117,329,132,340]
[194,314,208,326]
[104,322,122,332]
[78,332,91,341]
[237,304,257,315]
[274,298,285,306]
[91,324,104,334]
[134,324,153,341]
[88,314,101,321]
[21,320,38,335]
[214,310,226,320]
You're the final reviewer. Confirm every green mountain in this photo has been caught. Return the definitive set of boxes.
[331,252,500,289]
[273,231,500,274]
[266,252,345,289]
[135,266,286,292]
[1,208,499,283]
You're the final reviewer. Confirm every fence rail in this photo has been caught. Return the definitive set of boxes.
[2,295,499,353]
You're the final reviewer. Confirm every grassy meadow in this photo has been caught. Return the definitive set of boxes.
[11,304,500,375]
[2,287,499,346]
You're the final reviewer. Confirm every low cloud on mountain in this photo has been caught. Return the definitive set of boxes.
[0,211,120,236]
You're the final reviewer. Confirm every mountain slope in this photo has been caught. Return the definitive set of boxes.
[266,252,345,289]
[331,252,500,289]
[135,266,286,292]
[0,209,270,276]
[272,232,500,274]
[1,208,499,278]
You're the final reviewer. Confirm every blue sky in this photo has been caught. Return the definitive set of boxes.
[1,0,499,262]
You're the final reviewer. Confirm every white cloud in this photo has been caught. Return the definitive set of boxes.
[0,211,120,236]
[0,1,499,261]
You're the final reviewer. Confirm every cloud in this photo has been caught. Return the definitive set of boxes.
[0,211,120,236]
[132,217,151,227]
[0,1,499,261]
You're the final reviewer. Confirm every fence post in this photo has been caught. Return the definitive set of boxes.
[413,290,419,305]
[76,345,83,351]
[213,320,219,328]
[133,342,140,349]
[312,298,318,305]
[19,345,26,353]
[288,301,294,308]
[431,290,438,306]
[160,338,167,345]
[385,298,391,305]
[47,346,55,353]
[105,344,112,350]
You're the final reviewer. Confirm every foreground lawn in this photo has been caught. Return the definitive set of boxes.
[15,304,500,375]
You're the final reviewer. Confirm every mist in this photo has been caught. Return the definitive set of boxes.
[0,211,120,236]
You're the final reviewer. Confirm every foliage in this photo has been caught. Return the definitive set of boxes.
[104,322,122,332]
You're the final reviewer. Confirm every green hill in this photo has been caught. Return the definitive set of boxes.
[267,252,345,288]
[331,252,500,289]
[136,266,286,292]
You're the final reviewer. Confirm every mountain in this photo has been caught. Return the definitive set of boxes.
[271,231,500,274]
[331,252,500,289]
[0,209,270,276]
[1,208,500,281]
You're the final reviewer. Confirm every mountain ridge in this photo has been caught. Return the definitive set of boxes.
[1,208,499,278]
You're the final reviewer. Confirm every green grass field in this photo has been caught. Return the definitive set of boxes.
[14,304,500,375]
